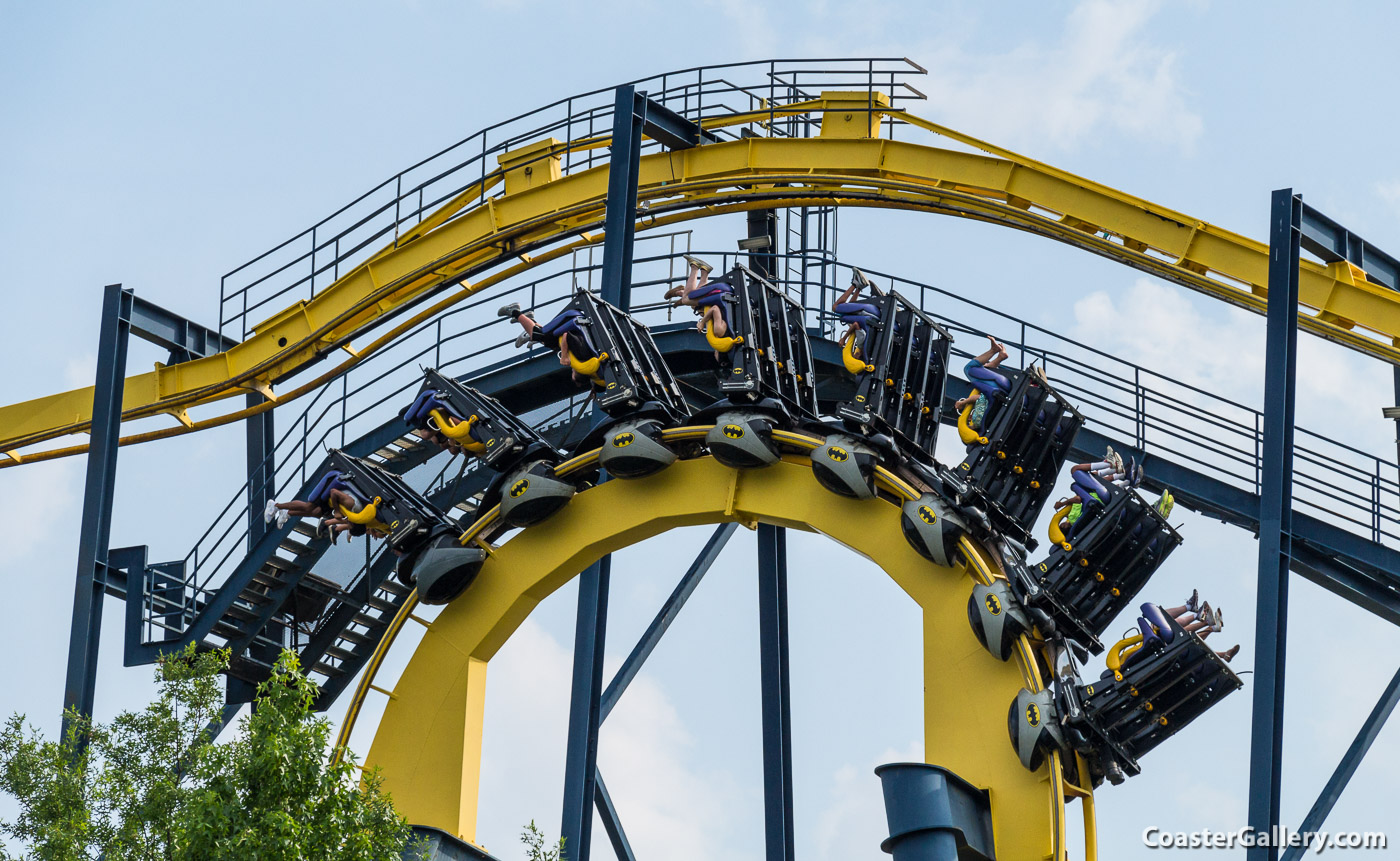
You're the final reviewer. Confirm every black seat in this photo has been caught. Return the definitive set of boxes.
[409,368,558,472]
[1030,484,1182,653]
[326,449,454,552]
[561,290,689,423]
[1061,616,1242,781]
[957,369,1082,538]
[835,291,951,463]
[401,370,579,527]
[710,264,819,419]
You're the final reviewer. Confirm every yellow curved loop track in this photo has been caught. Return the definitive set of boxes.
[5,94,1399,465]
[342,448,1080,860]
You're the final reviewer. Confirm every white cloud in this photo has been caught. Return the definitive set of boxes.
[64,353,96,388]
[694,0,1202,155]
[476,618,755,861]
[912,0,1203,152]
[597,661,756,861]
[811,741,922,861]
[1071,277,1392,452]
[1376,180,1400,207]
[0,458,78,561]
[702,0,778,62]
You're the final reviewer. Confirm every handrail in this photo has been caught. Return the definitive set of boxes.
[216,58,926,339]
[166,244,1400,636]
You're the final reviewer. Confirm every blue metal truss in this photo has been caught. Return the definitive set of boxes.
[74,213,1400,858]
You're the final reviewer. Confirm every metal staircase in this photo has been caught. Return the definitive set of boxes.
[101,242,1400,728]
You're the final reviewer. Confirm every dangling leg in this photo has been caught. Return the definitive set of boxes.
[984,339,1010,370]
[667,260,709,302]
[498,302,541,348]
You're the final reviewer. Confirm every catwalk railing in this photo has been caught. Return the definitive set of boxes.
[216,57,926,340]
[161,242,1400,656]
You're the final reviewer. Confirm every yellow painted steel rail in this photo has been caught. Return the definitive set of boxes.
[7,93,1400,466]
[335,436,1082,859]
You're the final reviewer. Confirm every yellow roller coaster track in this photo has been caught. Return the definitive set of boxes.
[333,425,1095,860]
[6,92,1398,466]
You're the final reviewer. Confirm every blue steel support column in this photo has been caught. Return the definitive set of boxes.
[246,394,275,548]
[758,523,795,861]
[64,284,133,730]
[1247,189,1301,861]
[561,557,611,861]
[561,84,643,861]
[599,85,643,312]
[560,82,646,861]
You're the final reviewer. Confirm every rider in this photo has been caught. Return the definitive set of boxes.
[665,255,738,355]
[954,335,1013,435]
[263,470,382,544]
[831,268,881,371]
[399,387,480,457]
[499,300,603,385]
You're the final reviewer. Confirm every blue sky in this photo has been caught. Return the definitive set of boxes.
[4,1,1400,858]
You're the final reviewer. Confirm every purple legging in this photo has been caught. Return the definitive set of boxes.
[965,359,1010,397]
[1071,469,1108,505]
[1139,603,1175,646]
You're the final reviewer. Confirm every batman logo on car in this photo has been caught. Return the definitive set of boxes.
[612,432,634,448]
[984,593,1002,616]
[827,447,849,462]
[723,424,744,439]
[1026,703,1041,727]
[510,479,530,498]
[918,505,937,525]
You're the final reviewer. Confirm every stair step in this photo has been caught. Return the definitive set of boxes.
[251,568,286,586]
[262,555,302,573]
[224,603,261,622]
[379,578,410,597]
[234,589,273,606]
[312,661,344,677]
[326,645,358,663]
[365,594,397,612]
[336,628,374,647]
[278,536,312,556]
[352,611,389,628]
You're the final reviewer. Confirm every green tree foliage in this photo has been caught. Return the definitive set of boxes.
[518,821,564,861]
[0,645,411,861]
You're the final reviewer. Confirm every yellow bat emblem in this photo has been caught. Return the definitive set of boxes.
[984,593,1002,616]
[827,446,849,462]
[723,424,744,439]
[1026,703,1041,727]
[510,478,530,498]
[612,432,634,448]
[918,505,937,525]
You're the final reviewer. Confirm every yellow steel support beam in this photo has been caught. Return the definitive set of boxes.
[7,96,1400,463]
[363,457,1071,859]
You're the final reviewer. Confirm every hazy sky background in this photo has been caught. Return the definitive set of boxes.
[4,1,1400,858]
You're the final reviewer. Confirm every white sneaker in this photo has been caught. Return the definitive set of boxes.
[682,254,713,273]
[275,509,290,529]
[263,499,279,524]
[514,332,531,348]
